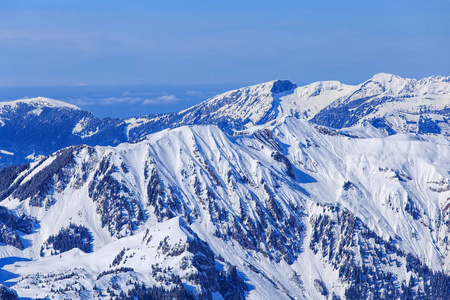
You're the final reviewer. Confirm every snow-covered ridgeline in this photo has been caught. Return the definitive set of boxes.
[2,73,450,170]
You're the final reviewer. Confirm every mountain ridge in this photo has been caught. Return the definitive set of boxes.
[2,73,449,168]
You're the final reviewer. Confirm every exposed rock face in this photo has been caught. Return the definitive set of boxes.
[270,80,297,94]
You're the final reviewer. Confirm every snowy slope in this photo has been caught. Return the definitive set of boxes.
[312,73,450,134]
[2,118,450,298]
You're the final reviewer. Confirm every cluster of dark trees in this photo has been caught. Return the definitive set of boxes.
[88,155,145,237]
[0,284,19,300]
[0,206,34,234]
[111,248,126,267]
[0,164,29,201]
[44,223,92,254]
[405,196,421,220]
[0,206,34,249]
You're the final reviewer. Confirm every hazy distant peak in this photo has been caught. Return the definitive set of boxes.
[0,97,80,110]
[366,73,450,90]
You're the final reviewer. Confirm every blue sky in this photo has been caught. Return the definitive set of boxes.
[1,0,449,117]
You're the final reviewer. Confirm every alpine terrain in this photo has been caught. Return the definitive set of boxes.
[1,74,450,299]
[2,73,450,167]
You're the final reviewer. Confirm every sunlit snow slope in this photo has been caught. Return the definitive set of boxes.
[2,118,450,298]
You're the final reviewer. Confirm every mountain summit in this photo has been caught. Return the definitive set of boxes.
[0,97,81,111]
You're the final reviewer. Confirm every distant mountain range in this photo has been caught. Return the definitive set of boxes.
[1,74,450,299]
[1,73,450,168]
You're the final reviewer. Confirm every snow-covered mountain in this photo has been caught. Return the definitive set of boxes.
[2,73,450,168]
[311,73,450,133]
[127,73,450,136]
[2,117,450,299]
[0,97,128,167]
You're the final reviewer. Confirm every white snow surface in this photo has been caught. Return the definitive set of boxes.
[0,97,80,111]
[2,116,450,298]
[0,150,14,156]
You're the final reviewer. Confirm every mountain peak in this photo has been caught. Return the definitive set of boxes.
[367,72,409,87]
[357,72,412,96]
[0,97,80,110]
[369,72,397,81]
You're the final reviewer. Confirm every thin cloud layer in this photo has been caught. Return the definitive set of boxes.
[97,94,180,106]
[156,95,178,101]
[186,91,203,96]
[143,95,179,105]
[101,97,143,105]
